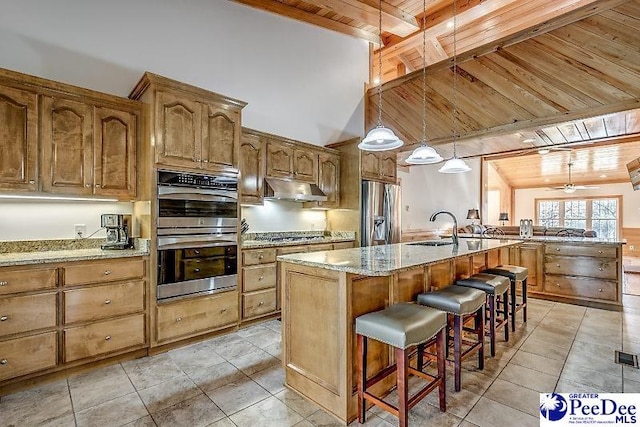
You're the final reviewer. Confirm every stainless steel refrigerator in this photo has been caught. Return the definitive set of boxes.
[361,180,401,246]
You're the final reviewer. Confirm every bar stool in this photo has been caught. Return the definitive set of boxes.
[355,303,447,427]
[456,273,510,357]
[417,286,486,392]
[483,265,528,331]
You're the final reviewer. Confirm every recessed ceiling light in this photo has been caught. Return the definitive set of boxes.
[373,77,380,85]
[544,178,550,182]
[538,148,551,155]
[600,174,607,178]
[522,138,536,143]
[446,21,454,28]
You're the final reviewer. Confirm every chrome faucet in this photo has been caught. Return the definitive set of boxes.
[430,210,459,246]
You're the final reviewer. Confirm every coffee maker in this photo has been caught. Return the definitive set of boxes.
[101,214,133,250]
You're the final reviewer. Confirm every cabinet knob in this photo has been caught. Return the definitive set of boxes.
[194,268,200,272]
[203,160,209,163]
[598,250,603,254]
[0,359,7,365]
[0,281,6,286]
[258,276,263,281]
[556,248,560,251]
[221,308,227,313]
[599,288,603,292]
[105,335,111,341]
[194,250,200,255]
[258,301,264,306]
[0,315,7,321]
[176,317,182,322]
[104,270,112,275]
[29,180,35,184]
[556,283,560,287]
[95,184,101,188]
[599,267,603,271]
[85,184,91,188]
[556,264,560,268]
[258,255,264,259]
[104,299,111,305]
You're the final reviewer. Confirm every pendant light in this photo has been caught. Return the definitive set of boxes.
[406,0,443,165]
[359,0,403,152]
[439,0,471,174]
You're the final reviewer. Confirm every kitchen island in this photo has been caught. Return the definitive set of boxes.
[277,238,520,424]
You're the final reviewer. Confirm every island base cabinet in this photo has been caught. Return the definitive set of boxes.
[544,275,617,301]
[155,291,238,344]
[0,332,57,381]
[64,314,145,363]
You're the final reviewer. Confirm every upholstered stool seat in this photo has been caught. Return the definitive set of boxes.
[457,273,510,356]
[417,286,486,392]
[483,265,528,331]
[356,303,447,427]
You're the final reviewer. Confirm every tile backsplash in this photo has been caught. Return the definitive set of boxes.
[241,200,327,233]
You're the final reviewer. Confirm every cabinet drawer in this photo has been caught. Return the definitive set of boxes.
[63,281,145,324]
[0,267,57,296]
[243,289,277,319]
[333,241,355,250]
[0,332,57,381]
[156,291,238,342]
[243,265,276,292]
[545,256,617,280]
[64,313,145,362]
[0,293,57,337]
[243,249,276,266]
[307,243,333,252]
[544,276,617,301]
[276,245,308,256]
[545,244,617,258]
[64,258,145,286]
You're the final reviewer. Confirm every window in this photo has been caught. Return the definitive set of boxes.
[535,197,620,239]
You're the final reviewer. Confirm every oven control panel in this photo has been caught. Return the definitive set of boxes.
[158,171,237,190]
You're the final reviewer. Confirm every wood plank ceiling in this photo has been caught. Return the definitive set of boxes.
[368,0,640,160]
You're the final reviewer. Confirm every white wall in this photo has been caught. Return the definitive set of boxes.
[0,201,133,241]
[0,0,368,145]
[399,158,482,231]
[514,182,640,227]
[241,201,327,233]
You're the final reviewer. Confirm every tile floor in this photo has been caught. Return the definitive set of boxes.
[2,294,640,427]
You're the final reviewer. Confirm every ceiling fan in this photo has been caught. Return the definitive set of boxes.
[549,160,599,193]
[511,131,574,156]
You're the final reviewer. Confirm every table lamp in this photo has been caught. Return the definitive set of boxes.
[499,212,509,226]
[467,209,480,225]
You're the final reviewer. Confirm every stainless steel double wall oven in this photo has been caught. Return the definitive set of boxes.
[156,171,238,300]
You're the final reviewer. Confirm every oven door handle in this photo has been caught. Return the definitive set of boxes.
[158,186,238,201]
[157,234,238,250]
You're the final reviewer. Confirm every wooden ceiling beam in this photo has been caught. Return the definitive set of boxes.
[355,0,420,36]
[232,0,380,44]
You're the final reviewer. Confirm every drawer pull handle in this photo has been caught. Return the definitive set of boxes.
[258,255,264,259]
[29,180,35,184]
[556,283,560,287]
[221,308,227,313]
[0,316,7,321]
[556,248,560,251]
[95,184,101,188]
[176,317,182,322]
[104,300,111,305]
[599,267,603,271]
[599,250,603,254]
[258,301,264,306]
[0,281,7,286]
[0,359,7,365]
[259,276,263,281]
[105,335,111,340]
[556,264,560,268]
[195,250,200,255]
[85,184,91,188]
[104,270,112,275]
[194,268,201,272]
[599,288,603,292]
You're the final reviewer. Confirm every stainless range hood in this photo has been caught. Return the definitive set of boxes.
[264,177,327,202]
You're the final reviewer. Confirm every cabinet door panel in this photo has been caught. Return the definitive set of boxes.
[240,132,263,204]
[94,107,136,198]
[243,289,277,319]
[202,105,238,170]
[379,153,397,183]
[0,332,57,381]
[318,153,340,208]
[0,293,57,337]
[0,85,38,191]
[266,141,294,178]
[361,152,379,180]
[293,149,317,183]
[41,97,93,194]
[156,91,201,169]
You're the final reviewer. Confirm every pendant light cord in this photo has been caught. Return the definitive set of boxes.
[377,0,383,126]
[421,0,426,144]
[451,0,458,158]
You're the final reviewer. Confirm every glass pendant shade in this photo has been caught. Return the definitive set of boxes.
[406,144,443,164]
[438,157,471,173]
[358,125,404,151]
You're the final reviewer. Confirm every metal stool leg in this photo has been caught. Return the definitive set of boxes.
[510,280,517,332]
[522,278,528,324]
[488,294,496,357]
[477,307,485,370]
[502,288,510,342]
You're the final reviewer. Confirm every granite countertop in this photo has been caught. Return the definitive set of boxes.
[242,236,355,249]
[277,238,521,276]
[0,238,150,267]
[241,230,356,249]
[457,233,626,245]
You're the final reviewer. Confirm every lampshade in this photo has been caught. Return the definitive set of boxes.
[406,145,443,164]
[439,157,471,173]
[563,183,577,194]
[467,209,480,220]
[499,212,509,221]
[358,126,404,151]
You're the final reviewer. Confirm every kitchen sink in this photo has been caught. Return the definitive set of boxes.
[408,240,454,246]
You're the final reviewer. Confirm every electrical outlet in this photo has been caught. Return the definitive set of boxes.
[74,224,86,238]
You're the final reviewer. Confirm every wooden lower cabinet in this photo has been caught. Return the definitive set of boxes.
[64,314,145,362]
[64,258,145,285]
[332,241,355,250]
[0,267,57,295]
[63,281,145,324]
[243,289,277,319]
[243,265,277,293]
[156,291,238,343]
[0,332,57,381]
[0,293,57,337]
[544,275,617,301]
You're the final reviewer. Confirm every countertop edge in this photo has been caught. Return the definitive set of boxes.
[0,249,150,267]
[242,237,355,249]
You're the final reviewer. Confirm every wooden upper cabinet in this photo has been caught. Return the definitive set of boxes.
[293,149,318,183]
[240,130,264,205]
[361,152,380,180]
[0,85,38,191]
[379,153,397,183]
[155,91,201,169]
[266,140,294,178]
[317,152,340,208]
[202,104,239,171]
[94,108,137,198]
[41,97,94,195]
[361,151,397,183]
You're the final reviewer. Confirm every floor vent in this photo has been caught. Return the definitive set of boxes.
[615,350,639,368]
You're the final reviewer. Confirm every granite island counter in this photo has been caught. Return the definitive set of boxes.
[277,238,520,424]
